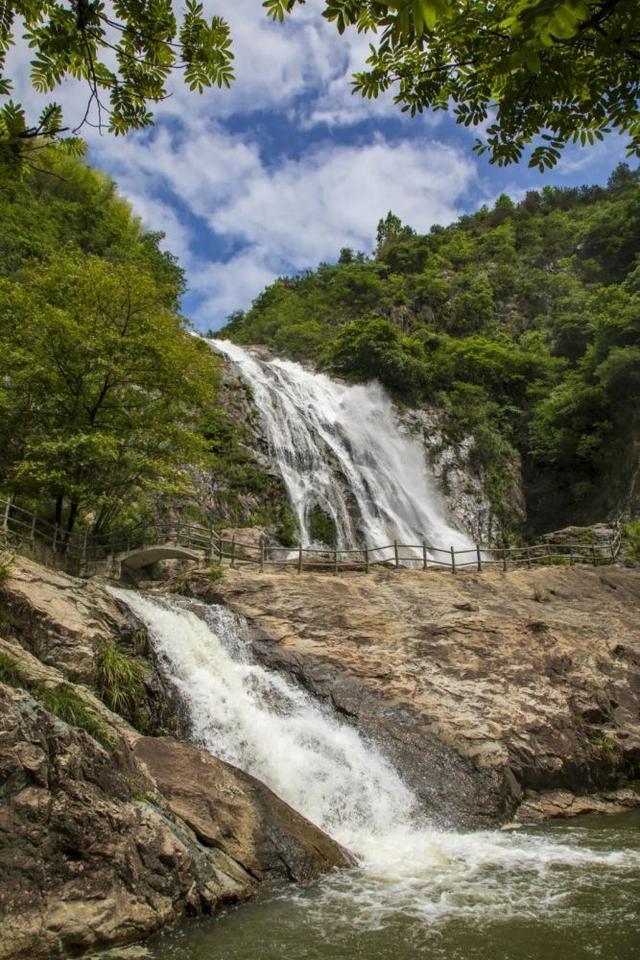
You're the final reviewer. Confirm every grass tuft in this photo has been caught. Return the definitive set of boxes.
[0,550,14,586]
[95,639,148,716]
[0,650,27,685]
[205,563,224,583]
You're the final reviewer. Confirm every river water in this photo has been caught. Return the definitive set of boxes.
[112,591,640,960]
[143,812,640,960]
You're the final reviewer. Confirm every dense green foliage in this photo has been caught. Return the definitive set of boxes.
[223,163,640,534]
[0,149,222,537]
[273,0,640,170]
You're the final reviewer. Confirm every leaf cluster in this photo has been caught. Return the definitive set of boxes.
[271,1,640,169]
[0,0,234,161]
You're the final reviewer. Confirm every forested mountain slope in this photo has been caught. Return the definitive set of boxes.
[223,165,640,535]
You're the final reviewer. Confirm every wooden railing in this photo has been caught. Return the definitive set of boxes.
[0,496,622,577]
[215,531,623,573]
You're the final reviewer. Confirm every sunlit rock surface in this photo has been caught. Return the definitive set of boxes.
[210,564,640,825]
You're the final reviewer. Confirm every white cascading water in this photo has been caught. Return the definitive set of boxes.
[210,339,471,559]
[113,589,640,925]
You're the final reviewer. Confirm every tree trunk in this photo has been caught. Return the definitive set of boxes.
[62,500,79,551]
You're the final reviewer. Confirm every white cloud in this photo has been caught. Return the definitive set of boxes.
[104,126,473,326]
[210,137,473,264]
[4,0,477,329]
[190,135,473,326]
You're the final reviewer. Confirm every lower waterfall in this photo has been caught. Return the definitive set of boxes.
[114,588,640,932]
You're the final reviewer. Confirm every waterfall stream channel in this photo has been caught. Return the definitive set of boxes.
[112,589,640,960]
[210,339,472,558]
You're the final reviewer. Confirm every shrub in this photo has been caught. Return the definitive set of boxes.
[308,506,337,547]
[275,505,299,548]
[205,564,224,583]
[0,551,13,586]
[622,520,640,565]
[95,639,147,716]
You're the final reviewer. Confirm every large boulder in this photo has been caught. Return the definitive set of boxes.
[1,557,127,683]
[0,682,252,960]
[133,737,350,884]
[211,564,640,826]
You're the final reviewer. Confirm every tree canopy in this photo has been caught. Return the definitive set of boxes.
[2,1,639,169]
[0,0,234,164]
[0,148,220,535]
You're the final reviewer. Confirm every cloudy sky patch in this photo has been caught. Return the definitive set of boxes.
[6,0,628,328]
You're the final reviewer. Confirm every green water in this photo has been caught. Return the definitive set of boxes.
[142,812,640,960]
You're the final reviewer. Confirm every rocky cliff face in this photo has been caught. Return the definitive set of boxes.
[208,564,640,827]
[400,405,525,543]
[206,350,512,545]
[0,559,349,959]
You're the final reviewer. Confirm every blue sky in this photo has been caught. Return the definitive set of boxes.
[9,0,629,330]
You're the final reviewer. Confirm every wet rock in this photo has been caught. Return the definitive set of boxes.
[133,736,351,883]
[0,558,351,958]
[0,683,252,960]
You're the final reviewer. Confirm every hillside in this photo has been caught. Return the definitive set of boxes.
[0,152,292,541]
[222,166,640,536]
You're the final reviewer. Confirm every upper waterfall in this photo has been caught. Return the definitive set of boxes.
[210,338,471,555]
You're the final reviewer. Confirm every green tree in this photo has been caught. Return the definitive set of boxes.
[269,0,640,170]
[376,210,415,256]
[0,251,217,536]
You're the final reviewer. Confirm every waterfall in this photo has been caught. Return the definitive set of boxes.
[114,588,639,925]
[210,339,471,557]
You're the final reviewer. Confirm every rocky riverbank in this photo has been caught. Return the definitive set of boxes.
[2,554,640,957]
[0,558,348,959]
[206,563,640,827]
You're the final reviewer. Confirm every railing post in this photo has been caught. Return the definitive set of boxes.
[334,548,338,575]
[476,544,482,573]
[502,547,507,573]
[260,536,265,573]
[365,545,370,573]
[526,546,532,569]
[569,546,574,566]
[298,544,303,574]
[207,531,215,562]
[175,522,181,546]
[82,528,89,566]
[218,537,224,564]
[2,497,11,537]
[450,545,456,574]
[592,544,597,567]
[394,540,399,568]
[52,523,59,553]
[30,511,37,545]
[422,540,428,571]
